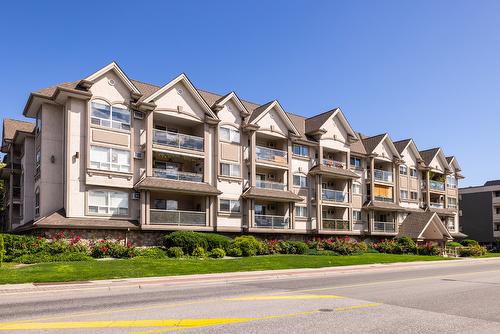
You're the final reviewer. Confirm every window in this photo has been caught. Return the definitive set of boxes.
[446,217,456,230]
[220,163,241,177]
[219,127,240,143]
[350,157,362,169]
[219,199,241,213]
[495,191,500,198]
[154,199,178,210]
[91,101,131,130]
[35,187,40,216]
[399,165,408,175]
[293,144,309,157]
[400,190,408,200]
[496,207,500,215]
[448,197,458,208]
[410,168,418,178]
[352,182,362,195]
[88,190,129,216]
[35,149,41,176]
[447,176,457,189]
[295,206,308,217]
[353,210,362,221]
[410,191,418,201]
[35,112,42,134]
[293,175,308,187]
[90,146,130,172]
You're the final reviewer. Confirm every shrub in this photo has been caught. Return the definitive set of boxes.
[166,246,184,258]
[0,234,4,267]
[2,234,48,261]
[13,252,53,264]
[446,241,462,248]
[397,237,417,254]
[282,241,309,255]
[209,248,226,258]
[461,239,479,247]
[90,239,135,258]
[13,252,93,264]
[164,231,208,255]
[137,247,167,259]
[227,247,243,257]
[203,234,231,251]
[372,239,402,254]
[416,243,440,256]
[192,246,207,258]
[230,236,264,257]
[323,237,366,255]
[459,245,487,257]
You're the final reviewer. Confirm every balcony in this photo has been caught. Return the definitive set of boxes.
[322,219,350,231]
[254,215,289,229]
[256,146,287,164]
[256,180,286,191]
[373,221,396,233]
[448,203,458,209]
[153,169,203,182]
[149,209,206,226]
[153,129,204,151]
[322,189,348,203]
[429,180,445,191]
[374,195,393,203]
[429,202,444,209]
[373,169,393,182]
[322,159,345,169]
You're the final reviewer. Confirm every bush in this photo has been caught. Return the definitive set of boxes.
[373,239,402,254]
[90,239,135,258]
[264,240,309,255]
[230,236,264,257]
[227,247,242,257]
[209,248,226,258]
[2,234,48,261]
[459,245,487,257]
[323,237,366,255]
[192,246,207,258]
[137,247,167,259]
[416,243,440,256]
[0,234,4,267]
[164,231,208,255]
[13,252,93,264]
[446,241,462,248]
[461,239,479,247]
[203,234,231,251]
[166,247,184,258]
[397,237,417,254]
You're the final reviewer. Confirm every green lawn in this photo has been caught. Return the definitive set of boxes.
[0,254,451,285]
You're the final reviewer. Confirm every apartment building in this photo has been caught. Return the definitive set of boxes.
[0,62,464,245]
[459,181,500,244]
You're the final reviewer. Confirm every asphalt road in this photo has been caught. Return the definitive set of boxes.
[2,258,500,333]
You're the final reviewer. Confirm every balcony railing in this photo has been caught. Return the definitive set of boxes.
[256,180,286,191]
[150,209,206,226]
[256,146,287,164]
[322,159,345,169]
[429,180,445,191]
[373,221,396,233]
[373,169,393,182]
[153,129,204,151]
[254,214,289,229]
[322,189,348,202]
[448,203,458,209]
[374,195,393,203]
[430,202,444,209]
[153,168,203,182]
[322,219,350,231]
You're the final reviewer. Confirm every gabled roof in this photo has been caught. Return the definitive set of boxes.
[84,62,141,95]
[446,156,462,172]
[1,119,35,153]
[247,100,301,136]
[361,133,400,158]
[242,187,304,202]
[393,139,423,162]
[419,147,449,170]
[304,107,357,139]
[397,211,452,240]
[350,133,367,155]
[212,91,250,115]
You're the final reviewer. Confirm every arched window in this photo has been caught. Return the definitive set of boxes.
[90,100,131,130]
[35,187,40,216]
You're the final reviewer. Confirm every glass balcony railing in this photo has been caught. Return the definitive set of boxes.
[254,215,289,229]
[322,219,350,231]
[373,169,393,182]
[430,202,444,209]
[373,221,396,233]
[256,180,286,191]
[150,209,206,226]
[153,129,204,151]
[322,159,345,169]
[152,169,203,182]
[374,195,393,202]
[322,189,348,202]
[255,146,287,164]
[429,180,445,191]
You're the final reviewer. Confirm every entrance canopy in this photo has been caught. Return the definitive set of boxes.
[398,212,452,242]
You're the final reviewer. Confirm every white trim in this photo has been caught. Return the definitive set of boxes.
[374,134,401,159]
[215,92,249,115]
[250,100,300,136]
[84,62,141,95]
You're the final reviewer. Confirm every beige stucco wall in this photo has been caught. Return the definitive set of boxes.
[21,136,35,223]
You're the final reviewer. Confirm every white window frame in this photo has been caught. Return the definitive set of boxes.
[220,163,241,178]
[88,190,129,216]
[353,210,362,221]
[90,101,131,131]
[399,165,408,175]
[219,199,241,213]
[295,206,308,218]
[352,182,362,195]
[35,149,41,176]
[292,144,309,157]
[400,190,409,200]
[90,145,131,173]
[410,168,418,178]
[410,191,418,201]
[350,157,362,169]
[219,126,240,144]
[34,187,40,216]
[447,176,457,189]
[293,174,308,187]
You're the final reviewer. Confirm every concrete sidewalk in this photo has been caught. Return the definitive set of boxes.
[2,257,499,295]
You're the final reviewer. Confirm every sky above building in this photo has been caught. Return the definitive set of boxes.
[1,0,498,187]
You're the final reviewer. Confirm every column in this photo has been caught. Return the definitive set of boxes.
[287,139,293,191]
[249,131,256,187]
[425,170,431,207]
[394,162,400,204]
[315,174,322,231]
[370,157,375,202]
[145,111,153,177]
[140,190,146,225]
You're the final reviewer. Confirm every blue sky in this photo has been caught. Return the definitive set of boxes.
[1,0,499,187]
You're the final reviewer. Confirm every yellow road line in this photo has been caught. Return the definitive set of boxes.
[225,294,344,301]
[335,303,381,311]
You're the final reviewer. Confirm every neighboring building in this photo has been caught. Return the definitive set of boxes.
[459,180,500,244]
[0,62,464,245]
